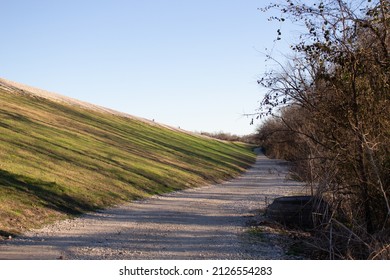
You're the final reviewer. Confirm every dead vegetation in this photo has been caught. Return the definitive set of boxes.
[255,0,389,259]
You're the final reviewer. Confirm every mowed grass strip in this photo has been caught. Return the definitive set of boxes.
[0,86,255,236]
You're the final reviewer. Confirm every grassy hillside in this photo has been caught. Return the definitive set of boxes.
[0,81,255,237]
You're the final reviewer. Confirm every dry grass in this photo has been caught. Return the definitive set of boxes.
[0,80,256,237]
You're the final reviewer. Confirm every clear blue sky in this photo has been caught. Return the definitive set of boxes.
[1,0,295,135]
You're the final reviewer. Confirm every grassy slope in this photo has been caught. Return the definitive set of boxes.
[0,85,255,237]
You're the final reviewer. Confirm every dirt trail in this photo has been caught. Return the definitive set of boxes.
[0,152,307,259]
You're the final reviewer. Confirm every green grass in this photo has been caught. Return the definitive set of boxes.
[0,85,255,236]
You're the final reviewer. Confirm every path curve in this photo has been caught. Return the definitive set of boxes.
[0,152,306,259]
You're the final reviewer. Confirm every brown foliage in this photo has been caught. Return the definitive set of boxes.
[257,0,390,259]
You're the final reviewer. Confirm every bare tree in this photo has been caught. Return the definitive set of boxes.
[256,0,389,259]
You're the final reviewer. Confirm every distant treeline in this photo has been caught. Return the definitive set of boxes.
[200,131,260,144]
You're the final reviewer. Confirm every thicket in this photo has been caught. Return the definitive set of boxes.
[256,0,389,259]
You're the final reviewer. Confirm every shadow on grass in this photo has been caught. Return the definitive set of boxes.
[0,169,96,216]
[0,230,14,239]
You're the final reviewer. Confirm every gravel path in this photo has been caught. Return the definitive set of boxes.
[0,152,307,260]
